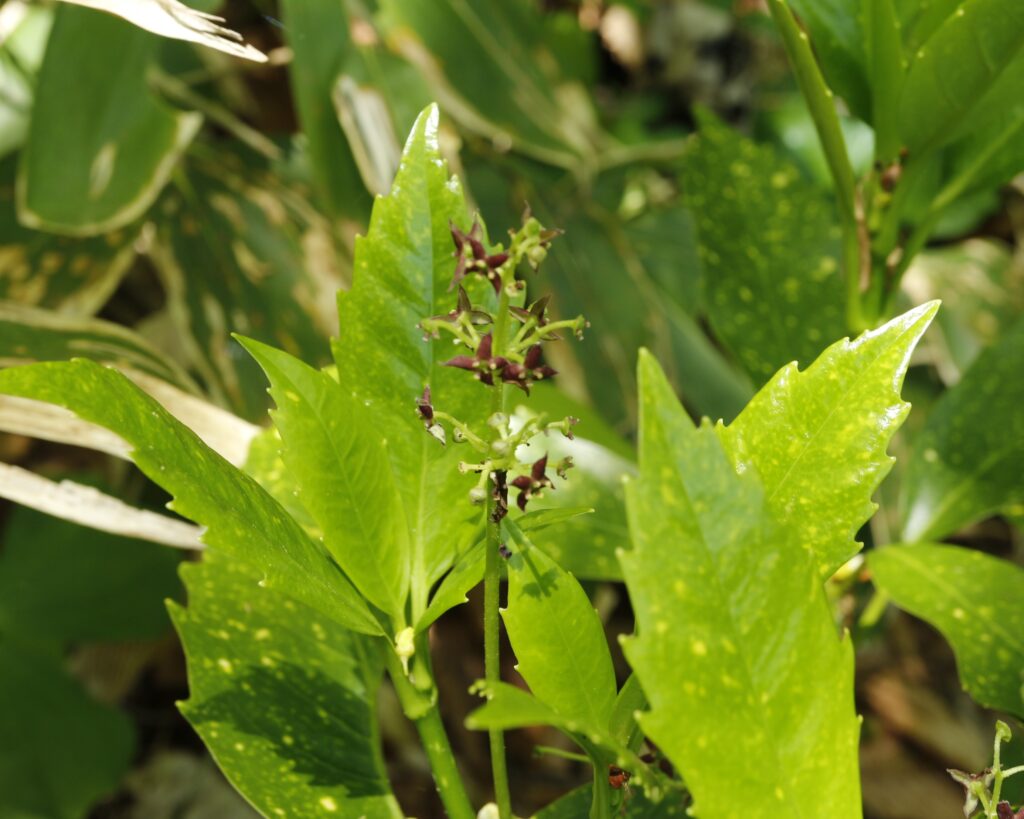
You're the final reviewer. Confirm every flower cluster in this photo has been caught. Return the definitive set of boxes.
[415,212,585,519]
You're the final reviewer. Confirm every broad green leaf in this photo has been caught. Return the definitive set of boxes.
[381,0,599,169]
[719,302,938,576]
[150,151,341,420]
[0,638,133,819]
[240,338,410,623]
[243,426,318,532]
[895,0,962,51]
[333,106,494,618]
[786,0,870,120]
[465,680,569,733]
[0,506,181,642]
[682,116,845,386]
[415,507,594,632]
[871,544,1024,718]
[536,784,687,819]
[18,6,201,235]
[0,156,137,315]
[502,520,617,735]
[0,359,381,635]
[171,553,402,819]
[901,317,1024,542]
[280,0,371,221]
[0,301,198,392]
[621,351,861,819]
[897,0,1024,156]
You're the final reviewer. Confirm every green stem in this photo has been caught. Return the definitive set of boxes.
[385,652,475,819]
[484,281,513,819]
[590,770,612,819]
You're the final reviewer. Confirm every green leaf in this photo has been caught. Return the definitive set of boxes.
[0,359,381,635]
[0,156,137,315]
[786,0,871,120]
[150,151,340,420]
[621,351,861,819]
[0,638,133,819]
[870,544,1024,718]
[239,337,411,624]
[465,680,568,732]
[501,519,617,735]
[719,302,938,576]
[280,0,371,220]
[171,553,402,819]
[18,6,201,235]
[895,0,962,51]
[0,301,198,392]
[682,116,845,386]
[864,0,907,160]
[415,507,594,632]
[609,674,646,751]
[515,410,634,582]
[536,784,688,819]
[901,317,1024,542]
[333,105,494,619]
[380,0,598,169]
[897,0,1024,156]
[0,505,181,642]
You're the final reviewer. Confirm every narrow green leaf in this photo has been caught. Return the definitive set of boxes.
[871,544,1024,718]
[864,0,907,160]
[502,519,617,735]
[0,359,381,635]
[901,317,1024,542]
[608,674,646,751]
[239,337,410,623]
[280,0,371,220]
[0,301,198,392]
[719,302,938,576]
[333,105,494,618]
[0,506,181,642]
[171,553,402,819]
[0,638,133,819]
[683,116,845,386]
[897,0,1024,156]
[786,0,870,119]
[622,351,861,819]
[18,6,201,235]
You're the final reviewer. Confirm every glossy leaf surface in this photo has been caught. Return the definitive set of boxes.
[897,0,1024,155]
[622,351,861,819]
[240,338,410,623]
[719,302,938,576]
[871,544,1024,718]
[902,317,1024,542]
[502,521,617,735]
[18,6,200,235]
[0,359,381,635]
[171,553,402,818]
[333,106,492,618]
[682,116,844,386]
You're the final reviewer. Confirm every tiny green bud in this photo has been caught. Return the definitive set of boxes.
[394,627,415,675]
[469,486,487,504]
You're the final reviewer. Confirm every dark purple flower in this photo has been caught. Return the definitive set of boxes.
[450,220,508,295]
[444,333,509,386]
[510,455,555,511]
